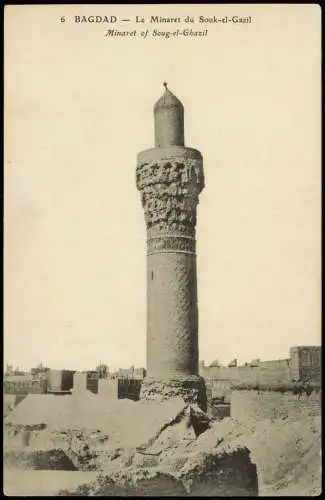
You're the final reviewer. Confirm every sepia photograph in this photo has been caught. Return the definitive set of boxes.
[3,3,321,496]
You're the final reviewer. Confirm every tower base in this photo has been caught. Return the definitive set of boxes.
[140,374,207,412]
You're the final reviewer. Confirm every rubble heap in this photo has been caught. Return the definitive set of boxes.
[4,393,258,496]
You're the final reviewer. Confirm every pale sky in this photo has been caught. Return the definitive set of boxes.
[4,4,321,371]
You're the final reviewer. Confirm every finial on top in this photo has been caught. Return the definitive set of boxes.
[154,83,184,148]
[154,85,183,112]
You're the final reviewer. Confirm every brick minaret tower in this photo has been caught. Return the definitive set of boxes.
[136,84,206,410]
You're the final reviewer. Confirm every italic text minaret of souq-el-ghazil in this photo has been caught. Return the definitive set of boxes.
[136,83,207,410]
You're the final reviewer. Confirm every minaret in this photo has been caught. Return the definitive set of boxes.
[136,84,206,410]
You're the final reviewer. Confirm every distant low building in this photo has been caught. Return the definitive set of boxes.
[117,367,146,379]
[118,368,134,378]
[5,364,13,375]
[290,346,321,383]
[133,368,146,379]
[249,358,260,367]
[47,370,75,393]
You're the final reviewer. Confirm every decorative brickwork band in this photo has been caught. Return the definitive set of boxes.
[147,235,196,255]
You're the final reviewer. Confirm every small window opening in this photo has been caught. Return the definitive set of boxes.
[151,271,154,280]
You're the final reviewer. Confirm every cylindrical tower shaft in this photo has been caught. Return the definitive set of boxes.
[136,85,206,409]
[147,251,198,378]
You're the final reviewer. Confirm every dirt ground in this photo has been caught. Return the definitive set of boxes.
[3,470,98,497]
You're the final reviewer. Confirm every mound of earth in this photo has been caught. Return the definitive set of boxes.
[198,414,321,496]
[56,412,321,497]
[243,415,321,496]
[4,393,259,496]
[4,394,211,469]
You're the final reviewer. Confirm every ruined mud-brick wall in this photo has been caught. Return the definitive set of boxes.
[4,378,48,395]
[98,378,142,401]
[117,378,142,401]
[98,378,118,399]
[136,147,204,380]
[230,390,321,421]
[201,347,322,386]
[200,360,292,387]
[73,372,99,394]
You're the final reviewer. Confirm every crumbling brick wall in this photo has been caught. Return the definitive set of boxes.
[230,389,321,421]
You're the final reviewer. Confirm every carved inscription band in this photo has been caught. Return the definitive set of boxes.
[147,235,196,255]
